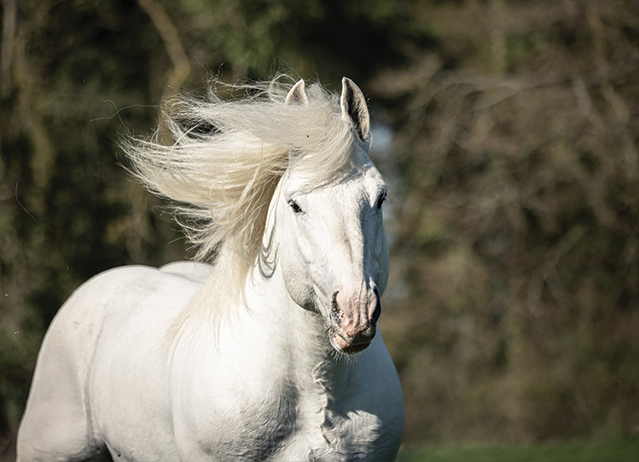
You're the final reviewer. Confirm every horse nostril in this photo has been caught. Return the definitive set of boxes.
[371,288,381,324]
[348,323,376,345]
[329,288,379,346]
[372,300,381,324]
[330,291,343,325]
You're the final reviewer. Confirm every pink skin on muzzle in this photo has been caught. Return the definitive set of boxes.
[329,287,381,354]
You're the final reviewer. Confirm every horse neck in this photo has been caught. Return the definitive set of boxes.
[243,260,354,389]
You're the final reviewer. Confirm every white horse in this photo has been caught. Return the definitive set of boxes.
[17,77,404,461]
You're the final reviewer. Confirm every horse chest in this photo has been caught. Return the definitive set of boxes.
[175,361,389,461]
[170,307,402,460]
[187,397,386,460]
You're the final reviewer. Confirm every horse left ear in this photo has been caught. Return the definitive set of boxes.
[341,77,370,143]
[285,79,308,105]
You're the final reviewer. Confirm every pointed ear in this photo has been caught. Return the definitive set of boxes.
[285,79,308,105]
[341,77,370,142]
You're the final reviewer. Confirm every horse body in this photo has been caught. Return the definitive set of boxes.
[17,78,404,461]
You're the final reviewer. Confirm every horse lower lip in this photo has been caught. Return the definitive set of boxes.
[331,332,371,354]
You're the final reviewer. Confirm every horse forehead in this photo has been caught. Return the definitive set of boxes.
[334,168,385,204]
[324,159,385,194]
[314,178,384,237]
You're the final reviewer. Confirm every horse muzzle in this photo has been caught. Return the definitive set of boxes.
[328,287,381,354]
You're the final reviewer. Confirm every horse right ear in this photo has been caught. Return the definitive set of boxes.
[340,77,370,143]
[285,80,308,105]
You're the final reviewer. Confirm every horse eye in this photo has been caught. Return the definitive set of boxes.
[376,192,387,209]
[288,199,303,214]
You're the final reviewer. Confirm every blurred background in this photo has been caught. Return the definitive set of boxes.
[1,0,638,459]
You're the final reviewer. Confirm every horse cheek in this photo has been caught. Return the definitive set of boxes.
[280,233,315,310]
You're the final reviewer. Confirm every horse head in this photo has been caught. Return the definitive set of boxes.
[274,78,390,355]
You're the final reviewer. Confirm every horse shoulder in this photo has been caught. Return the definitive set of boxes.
[23,265,178,394]
[81,264,204,384]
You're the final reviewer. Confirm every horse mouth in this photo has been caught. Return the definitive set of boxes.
[329,329,372,355]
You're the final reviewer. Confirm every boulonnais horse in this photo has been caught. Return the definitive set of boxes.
[17,77,405,461]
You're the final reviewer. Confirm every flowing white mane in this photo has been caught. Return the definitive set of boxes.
[125,77,357,277]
